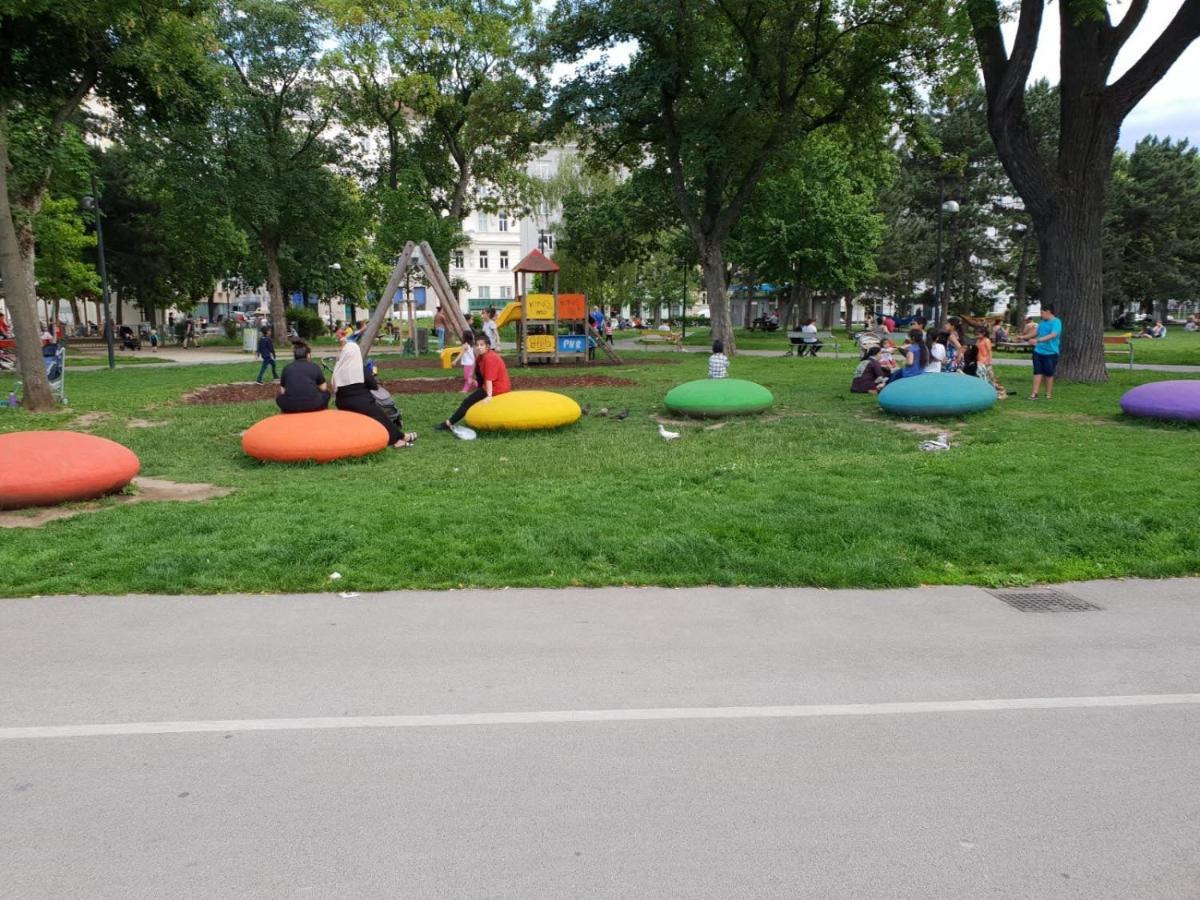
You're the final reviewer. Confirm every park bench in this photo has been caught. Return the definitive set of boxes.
[1103,333,1135,369]
[638,331,683,350]
[998,334,1134,370]
[787,330,841,359]
[748,316,779,332]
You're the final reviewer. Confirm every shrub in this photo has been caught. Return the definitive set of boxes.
[286,305,324,340]
[222,318,239,340]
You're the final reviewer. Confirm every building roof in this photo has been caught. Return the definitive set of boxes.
[513,248,560,273]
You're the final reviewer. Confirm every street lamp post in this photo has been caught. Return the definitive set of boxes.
[934,182,959,323]
[83,174,115,370]
[681,266,687,341]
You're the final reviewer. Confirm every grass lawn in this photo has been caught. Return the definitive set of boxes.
[1,354,1198,596]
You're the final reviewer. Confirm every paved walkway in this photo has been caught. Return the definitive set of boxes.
[2,578,1197,898]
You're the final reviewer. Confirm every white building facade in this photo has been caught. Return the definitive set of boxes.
[451,144,573,314]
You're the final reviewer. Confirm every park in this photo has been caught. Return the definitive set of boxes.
[2,1,1200,898]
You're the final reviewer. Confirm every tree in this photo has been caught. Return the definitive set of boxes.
[549,0,951,353]
[0,0,215,409]
[967,0,1200,381]
[33,195,98,309]
[555,166,694,317]
[94,140,247,324]
[1104,137,1200,322]
[324,0,546,267]
[204,0,352,340]
[730,130,890,329]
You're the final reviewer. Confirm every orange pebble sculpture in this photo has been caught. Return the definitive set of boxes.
[0,431,140,509]
[241,409,390,463]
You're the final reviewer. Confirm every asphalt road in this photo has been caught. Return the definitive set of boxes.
[2,579,1198,899]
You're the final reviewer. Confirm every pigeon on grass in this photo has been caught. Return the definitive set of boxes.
[615,409,629,420]
[658,423,681,441]
[919,433,950,452]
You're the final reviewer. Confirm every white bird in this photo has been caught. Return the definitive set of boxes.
[919,433,951,452]
[658,424,681,441]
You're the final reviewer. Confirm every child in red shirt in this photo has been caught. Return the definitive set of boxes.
[437,333,510,432]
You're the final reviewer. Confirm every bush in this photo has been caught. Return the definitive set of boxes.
[286,305,324,340]
[222,318,239,340]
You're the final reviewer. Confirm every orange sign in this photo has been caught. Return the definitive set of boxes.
[558,293,586,319]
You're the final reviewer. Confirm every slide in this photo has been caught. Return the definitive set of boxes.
[494,301,522,329]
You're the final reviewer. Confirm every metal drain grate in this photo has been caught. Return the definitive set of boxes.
[987,589,1103,613]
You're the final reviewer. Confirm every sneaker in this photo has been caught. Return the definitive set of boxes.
[435,421,450,431]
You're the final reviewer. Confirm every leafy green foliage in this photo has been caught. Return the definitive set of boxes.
[286,304,325,339]
[547,0,956,351]
[1104,137,1200,316]
[33,194,99,301]
[729,131,890,314]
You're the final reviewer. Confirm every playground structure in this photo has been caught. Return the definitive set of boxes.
[355,242,620,367]
[498,249,621,366]
[357,240,469,359]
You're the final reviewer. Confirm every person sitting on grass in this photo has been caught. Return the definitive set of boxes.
[708,340,729,379]
[436,333,510,433]
[886,329,929,383]
[878,339,899,371]
[331,333,416,448]
[851,346,889,394]
[276,341,331,413]
[1134,320,1166,339]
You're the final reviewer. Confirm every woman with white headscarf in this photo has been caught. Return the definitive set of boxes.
[331,334,414,448]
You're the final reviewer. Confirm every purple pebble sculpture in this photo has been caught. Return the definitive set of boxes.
[1118,380,1200,422]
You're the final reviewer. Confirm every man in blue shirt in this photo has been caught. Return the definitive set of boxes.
[1028,306,1062,400]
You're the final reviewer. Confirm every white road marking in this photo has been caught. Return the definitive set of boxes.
[2,693,1198,741]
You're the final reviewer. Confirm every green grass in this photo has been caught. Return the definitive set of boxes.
[1,355,1198,596]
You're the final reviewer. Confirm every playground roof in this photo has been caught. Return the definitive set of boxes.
[513,248,560,274]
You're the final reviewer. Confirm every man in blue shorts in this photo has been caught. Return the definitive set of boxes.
[1028,305,1062,400]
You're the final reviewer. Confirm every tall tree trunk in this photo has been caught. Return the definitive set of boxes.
[0,130,54,410]
[701,240,735,354]
[261,232,287,340]
[1036,198,1107,382]
[69,298,81,332]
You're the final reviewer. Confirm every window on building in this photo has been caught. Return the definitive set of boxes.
[499,251,509,270]
[478,286,491,300]
[499,285,511,299]
[478,250,489,270]
[477,212,488,232]
[452,250,464,269]
[498,211,508,232]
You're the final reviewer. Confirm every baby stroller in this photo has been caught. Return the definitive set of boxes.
[11,344,67,406]
[118,325,141,351]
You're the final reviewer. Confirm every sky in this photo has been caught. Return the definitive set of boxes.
[545,2,1200,150]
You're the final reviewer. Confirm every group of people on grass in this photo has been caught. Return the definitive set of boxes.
[272,328,510,449]
[849,307,1062,400]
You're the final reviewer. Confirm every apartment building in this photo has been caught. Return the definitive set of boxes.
[451,144,574,313]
